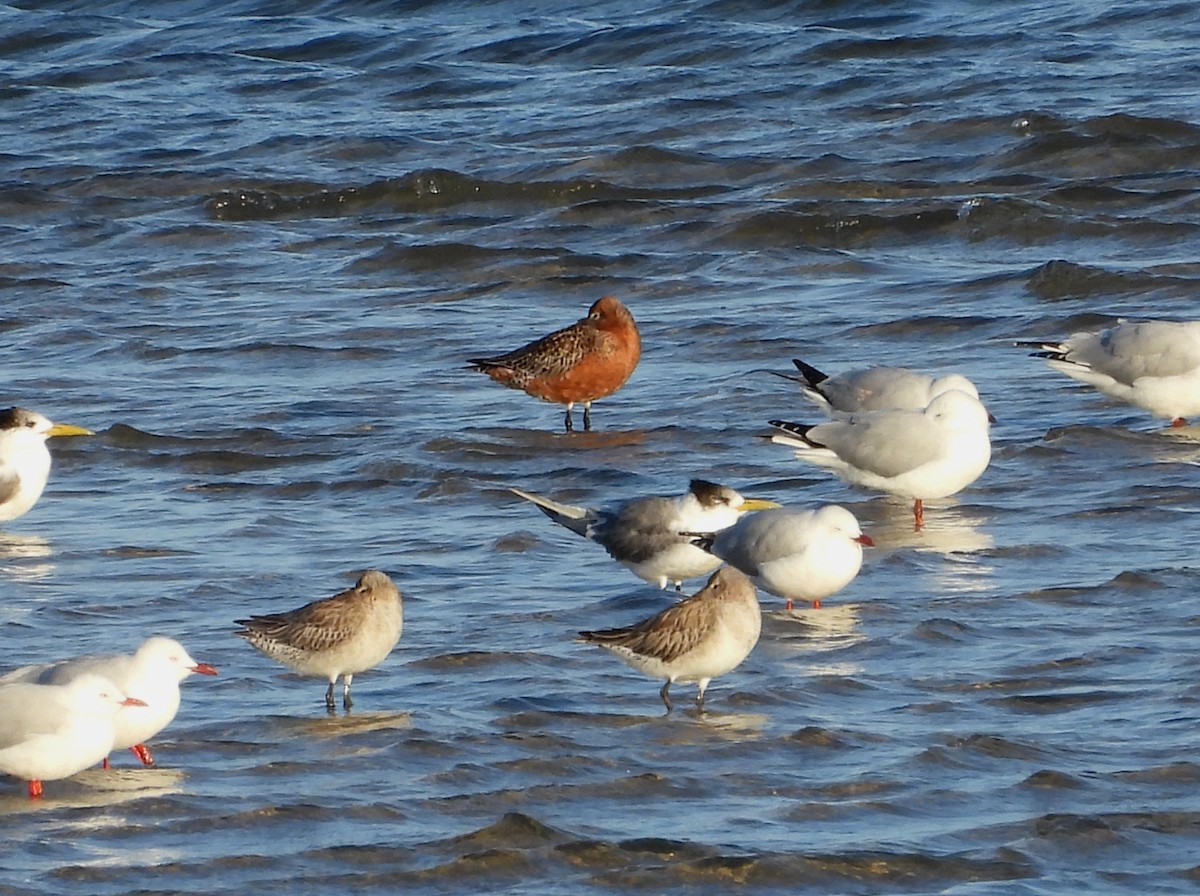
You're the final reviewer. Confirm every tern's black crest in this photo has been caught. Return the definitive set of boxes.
[0,408,29,431]
[688,479,732,508]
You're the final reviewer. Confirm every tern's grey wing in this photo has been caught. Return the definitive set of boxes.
[592,497,683,565]
[0,470,21,507]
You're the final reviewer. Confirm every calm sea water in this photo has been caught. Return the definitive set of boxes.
[2,1,1199,893]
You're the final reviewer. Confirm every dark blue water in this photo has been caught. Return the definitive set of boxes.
[1,1,1199,893]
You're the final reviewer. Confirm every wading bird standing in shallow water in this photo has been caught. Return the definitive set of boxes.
[691,505,872,610]
[0,407,93,523]
[510,479,779,591]
[1,636,217,769]
[0,673,145,798]
[235,570,403,711]
[766,389,992,529]
[1018,319,1200,427]
[578,566,761,713]
[467,296,641,433]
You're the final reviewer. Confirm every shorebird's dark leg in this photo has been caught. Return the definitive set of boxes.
[583,402,593,432]
[659,681,674,712]
[564,403,575,432]
[675,582,683,593]
[696,683,708,713]
[343,674,354,710]
[325,681,336,710]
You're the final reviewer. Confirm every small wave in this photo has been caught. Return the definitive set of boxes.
[205,169,712,221]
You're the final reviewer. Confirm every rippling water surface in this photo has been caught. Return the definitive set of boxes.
[2,1,1200,893]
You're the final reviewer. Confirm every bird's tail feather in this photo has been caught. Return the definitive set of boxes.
[509,487,594,537]
[791,358,828,386]
[1013,339,1069,360]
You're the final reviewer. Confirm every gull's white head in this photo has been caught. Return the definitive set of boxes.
[924,389,992,430]
[134,636,219,682]
[929,374,980,402]
[811,504,875,548]
[62,673,146,714]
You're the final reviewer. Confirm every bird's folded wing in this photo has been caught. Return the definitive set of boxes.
[812,413,945,478]
[594,597,716,664]
[0,470,21,507]
[239,597,360,651]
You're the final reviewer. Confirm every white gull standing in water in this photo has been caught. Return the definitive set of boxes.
[766,389,992,529]
[0,673,145,798]
[1,636,218,768]
[691,505,872,610]
[1019,319,1200,427]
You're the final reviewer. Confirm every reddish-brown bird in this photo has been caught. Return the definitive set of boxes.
[467,296,641,432]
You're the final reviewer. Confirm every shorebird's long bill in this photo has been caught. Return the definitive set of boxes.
[192,663,219,676]
[740,498,782,511]
[47,423,93,437]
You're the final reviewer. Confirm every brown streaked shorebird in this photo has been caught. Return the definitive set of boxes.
[0,407,93,523]
[511,479,779,591]
[235,570,403,711]
[578,566,761,712]
[467,295,641,433]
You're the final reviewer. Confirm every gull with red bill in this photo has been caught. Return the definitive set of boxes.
[0,673,146,798]
[690,505,872,610]
[1,636,218,768]
[766,389,992,529]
